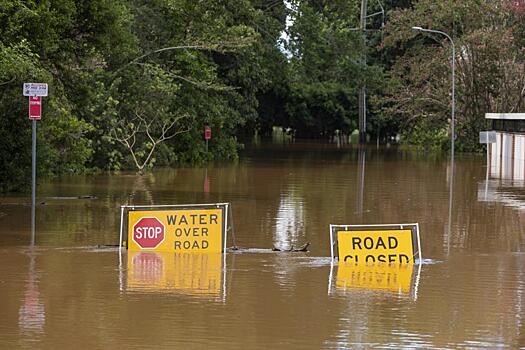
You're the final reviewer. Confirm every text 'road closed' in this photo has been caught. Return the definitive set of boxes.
[337,229,415,264]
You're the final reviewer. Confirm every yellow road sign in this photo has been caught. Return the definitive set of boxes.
[330,224,421,264]
[122,204,228,253]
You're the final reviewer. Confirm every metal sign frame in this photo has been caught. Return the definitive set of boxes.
[329,223,422,263]
[118,203,231,302]
[119,203,230,254]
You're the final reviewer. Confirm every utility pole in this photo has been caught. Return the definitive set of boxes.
[359,0,368,144]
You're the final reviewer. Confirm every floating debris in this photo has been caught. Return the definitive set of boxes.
[272,242,310,252]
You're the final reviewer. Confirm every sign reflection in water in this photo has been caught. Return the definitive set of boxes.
[121,251,227,301]
[478,129,525,208]
[18,250,45,336]
[328,262,422,300]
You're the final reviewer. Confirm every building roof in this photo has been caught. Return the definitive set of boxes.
[486,113,525,120]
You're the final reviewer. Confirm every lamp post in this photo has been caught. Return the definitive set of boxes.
[411,26,455,156]
[412,27,456,256]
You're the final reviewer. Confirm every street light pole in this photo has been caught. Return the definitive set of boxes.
[412,26,455,156]
[413,27,455,257]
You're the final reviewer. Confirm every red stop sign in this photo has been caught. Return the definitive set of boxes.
[132,217,165,249]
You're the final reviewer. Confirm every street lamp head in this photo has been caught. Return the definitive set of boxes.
[412,26,423,31]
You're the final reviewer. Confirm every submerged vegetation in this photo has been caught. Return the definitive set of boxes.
[1,0,525,191]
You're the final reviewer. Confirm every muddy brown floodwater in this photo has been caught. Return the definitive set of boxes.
[0,142,524,349]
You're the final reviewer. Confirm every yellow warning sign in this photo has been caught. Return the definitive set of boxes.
[125,205,226,253]
[335,262,415,294]
[126,251,223,297]
[330,224,420,264]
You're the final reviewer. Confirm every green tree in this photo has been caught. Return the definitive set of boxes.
[383,0,525,151]
[0,0,106,191]
[103,0,259,170]
[283,0,387,138]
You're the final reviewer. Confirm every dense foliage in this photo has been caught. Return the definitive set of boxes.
[383,0,525,151]
[1,0,524,191]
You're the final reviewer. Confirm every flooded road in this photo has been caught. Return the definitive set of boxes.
[1,142,524,349]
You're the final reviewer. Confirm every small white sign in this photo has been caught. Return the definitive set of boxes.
[479,131,497,144]
[23,83,48,97]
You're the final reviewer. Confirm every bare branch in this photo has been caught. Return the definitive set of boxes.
[112,109,192,171]
[112,126,144,170]
[163,127,191,141]
[112,37,255,81]
[130,132,136,149]
[165,72,238,91]
[133,62,238,91]
[140,143,157,171]
[0,78,15,86]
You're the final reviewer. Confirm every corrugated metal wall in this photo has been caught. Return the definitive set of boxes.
[490,132,525,180]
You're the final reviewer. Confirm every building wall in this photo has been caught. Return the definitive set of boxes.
[490,132,525,181]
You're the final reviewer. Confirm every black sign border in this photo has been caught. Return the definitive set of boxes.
[329,223,421,263]
[120,203,230,253]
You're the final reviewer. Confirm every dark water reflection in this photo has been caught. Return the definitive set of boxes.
[0,142,524,348]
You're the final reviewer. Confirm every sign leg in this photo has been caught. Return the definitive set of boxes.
[31,120,36,245]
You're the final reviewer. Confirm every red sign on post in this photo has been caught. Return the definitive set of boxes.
[204,126,212,140]
[132,217,165,249]
[28,96,42,120]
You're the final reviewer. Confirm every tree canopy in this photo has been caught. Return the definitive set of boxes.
[1,0,524,191]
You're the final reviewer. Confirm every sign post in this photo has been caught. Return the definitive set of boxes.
[479,130,497,171]
[479,131,497,199]
[24,83,48,241]
[30,117,36,242]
